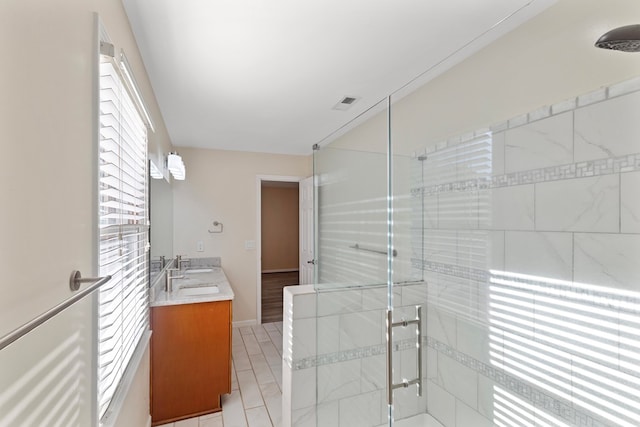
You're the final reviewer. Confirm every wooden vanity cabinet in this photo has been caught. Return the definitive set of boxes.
[151,300,232,425]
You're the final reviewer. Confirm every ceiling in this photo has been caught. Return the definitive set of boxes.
[122,0,556,156]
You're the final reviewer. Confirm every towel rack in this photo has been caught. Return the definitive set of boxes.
[208,221,224,233]
[350,243,398,257]
[0,271,111,351]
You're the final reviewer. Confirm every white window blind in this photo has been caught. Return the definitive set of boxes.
[97,57,149,421]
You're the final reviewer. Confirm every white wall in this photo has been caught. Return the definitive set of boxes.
[173,148,311,323]
[0,0,172,425]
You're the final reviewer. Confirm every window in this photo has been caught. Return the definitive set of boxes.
[97,47,149,422]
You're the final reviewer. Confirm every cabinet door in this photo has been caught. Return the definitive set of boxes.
[151,301,231,424]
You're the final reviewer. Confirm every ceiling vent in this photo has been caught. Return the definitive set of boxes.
[332,96,360,111]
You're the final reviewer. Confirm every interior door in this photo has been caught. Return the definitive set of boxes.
[299,176,314,285]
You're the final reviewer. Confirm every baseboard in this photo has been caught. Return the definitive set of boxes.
[233,319,257,328]
[262,268,299,273]
[146,415,152,427]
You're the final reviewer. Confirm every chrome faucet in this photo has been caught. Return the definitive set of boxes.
[166,268,184,292]
[175,254,190,270]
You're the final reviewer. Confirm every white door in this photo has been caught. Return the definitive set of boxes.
[299,176,314,284]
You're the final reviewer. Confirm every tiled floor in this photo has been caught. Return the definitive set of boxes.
[157,322,284,427]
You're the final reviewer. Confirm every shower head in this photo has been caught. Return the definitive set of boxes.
[595,24,640,52]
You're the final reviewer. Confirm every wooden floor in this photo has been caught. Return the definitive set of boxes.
[261,271,299,323]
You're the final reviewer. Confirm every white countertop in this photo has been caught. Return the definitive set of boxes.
[151,267,234,307]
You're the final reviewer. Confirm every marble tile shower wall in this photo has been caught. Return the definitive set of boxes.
[410,77,640,427]
[284,283,429,427]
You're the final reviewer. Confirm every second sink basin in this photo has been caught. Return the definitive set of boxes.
[185,268,214,274]
[178,285,220,296]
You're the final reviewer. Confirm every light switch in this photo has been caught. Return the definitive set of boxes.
[197,240,204,252]
[245,240,256,250]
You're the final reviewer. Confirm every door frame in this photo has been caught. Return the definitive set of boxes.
[256,175,304,325]
[298,175,315,286]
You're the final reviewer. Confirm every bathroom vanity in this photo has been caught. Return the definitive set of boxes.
[150,268,234,425]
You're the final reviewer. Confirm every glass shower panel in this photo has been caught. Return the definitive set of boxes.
[312,100,391,427]
[389,76,640,427]
[314,147,388,286]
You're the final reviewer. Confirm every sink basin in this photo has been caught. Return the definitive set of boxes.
[185,268,214,274]
[179,285,220,296]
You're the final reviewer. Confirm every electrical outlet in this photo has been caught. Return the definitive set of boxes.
[196,240,204,252]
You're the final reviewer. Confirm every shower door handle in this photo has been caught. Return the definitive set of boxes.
[386,306,423,405]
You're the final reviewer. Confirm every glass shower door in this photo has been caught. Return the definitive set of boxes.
[310,98,430,427]
[386,147,429,425]
[390,111,493,426]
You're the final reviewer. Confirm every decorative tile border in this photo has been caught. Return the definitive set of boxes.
[425,337,615,427]
[289,333,615,426]
[291,338,415,370]
[410,152,640,198]
[410,75,640,197]
[287,266,640,423]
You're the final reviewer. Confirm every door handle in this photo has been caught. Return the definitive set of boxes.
[387,306,422,405]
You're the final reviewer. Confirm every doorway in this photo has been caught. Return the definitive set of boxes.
[258,178,300,323]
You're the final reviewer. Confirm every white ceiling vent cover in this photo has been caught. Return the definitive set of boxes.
[332,96,360,111]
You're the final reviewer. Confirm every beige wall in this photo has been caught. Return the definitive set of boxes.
[331,0,640,155]
[261,185,300,272]
[390,0,640,155]
[173,148,311,323]
[0,0,172,425]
